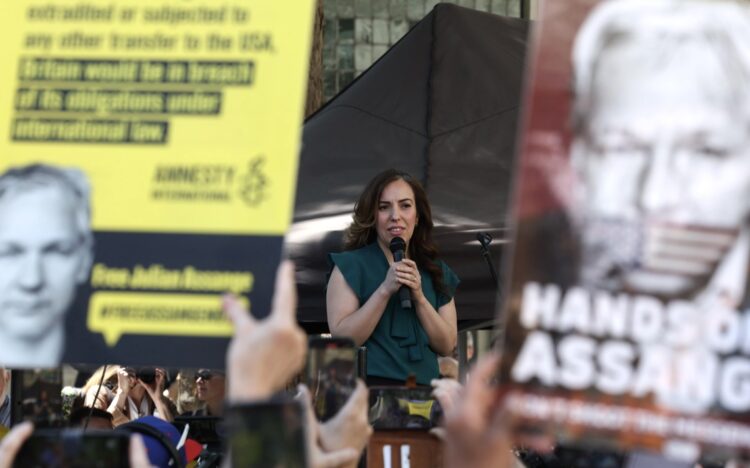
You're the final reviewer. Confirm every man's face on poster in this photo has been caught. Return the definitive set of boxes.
[0,185,91,341]
[573,37,750,297]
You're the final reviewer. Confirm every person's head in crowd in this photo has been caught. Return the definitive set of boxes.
[168,371,199,415]
[0,163,93,367]
[569,0,750,300]
[84,365,121,393]
[110,367,156,424]
[194,369,226,416]
[81,365,121,410]
[122,368,158,403]
[68,407,114,430]
[117,415,196,468]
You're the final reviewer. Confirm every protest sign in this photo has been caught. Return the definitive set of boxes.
[499,0,750,461]
[0,0,314,368]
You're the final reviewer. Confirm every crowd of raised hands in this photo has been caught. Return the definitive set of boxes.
[0,261,515,467]
[222,261,372,468]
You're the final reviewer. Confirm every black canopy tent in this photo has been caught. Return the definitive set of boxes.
[288,4,529,331]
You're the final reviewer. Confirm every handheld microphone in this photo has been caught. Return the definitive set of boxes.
[389,237,412,309]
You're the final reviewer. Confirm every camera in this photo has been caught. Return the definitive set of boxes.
[123,367,157,385]
[136,368,156,384]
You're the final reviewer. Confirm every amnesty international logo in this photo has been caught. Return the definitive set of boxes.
[149,156,267,206]
[238,156,267,206]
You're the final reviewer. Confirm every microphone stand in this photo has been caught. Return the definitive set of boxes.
[458,232,501,384]
[477,232,499,289]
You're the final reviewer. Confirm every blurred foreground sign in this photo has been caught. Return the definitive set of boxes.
[0,0,314,368]
[499,0,750,462]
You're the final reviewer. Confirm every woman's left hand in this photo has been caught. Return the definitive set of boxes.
[141,368,174,422]
[395,259,424,300]
[137,369,163,398]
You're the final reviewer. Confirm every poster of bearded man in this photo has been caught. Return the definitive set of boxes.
[499,0,750,463]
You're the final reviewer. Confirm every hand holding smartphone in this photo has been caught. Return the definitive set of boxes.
[226,399,307,468]
[305,336,357,422]
[13,429,130,468]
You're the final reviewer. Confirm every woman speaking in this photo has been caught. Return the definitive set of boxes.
[326,169,459,386]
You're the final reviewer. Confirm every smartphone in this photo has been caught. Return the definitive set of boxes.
[10,369,64,428]
[225,399,307,468]
[13,429,130,468]
[305,336,357,422]
[135,368,156,385]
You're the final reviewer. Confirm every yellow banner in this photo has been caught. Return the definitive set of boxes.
[0,0,314,235]
[398,398,434,420]
[0,0,313,369]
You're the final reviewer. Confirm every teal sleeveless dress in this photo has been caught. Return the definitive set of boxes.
[329,242,460,385]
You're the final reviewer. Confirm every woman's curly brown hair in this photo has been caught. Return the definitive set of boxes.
[344,169,447,296]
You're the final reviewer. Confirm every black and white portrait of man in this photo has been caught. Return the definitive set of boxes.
[0,164,93,368]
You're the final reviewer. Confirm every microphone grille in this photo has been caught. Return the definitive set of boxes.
[389,237,406,252]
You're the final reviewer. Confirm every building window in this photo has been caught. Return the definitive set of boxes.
[322,0,524,101]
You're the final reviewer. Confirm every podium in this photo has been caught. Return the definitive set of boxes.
[367,430,443,468]
[366,379,444,468]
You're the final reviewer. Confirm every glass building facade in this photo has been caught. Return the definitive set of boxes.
[323,0,525,100]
